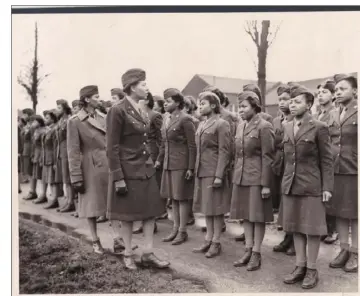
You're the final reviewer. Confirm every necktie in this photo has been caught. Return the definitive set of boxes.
[340,107,347,122]
[294,121,301,136]
[165,115,171,128]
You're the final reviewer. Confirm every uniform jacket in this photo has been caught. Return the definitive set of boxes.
[56,115,70,160]
[281,112,334,196]
[146,109,163,163]
[42,125,56,166]
[31,127,45,164]
[18,126,23,155]
[106,97,155,181]
[260,112,274,125]
[272,114,293,176]
[157,110,196,171]
[232,113,275,187]
[220,108,239,137]
[313,105,335,124]
[22,124,33,157]
[328,99,357,175]
[195,115,231,179]
[67,109,109,202]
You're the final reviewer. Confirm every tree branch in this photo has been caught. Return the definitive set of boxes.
[17,76,32,96]
[268,21,282,48]
[244,21,260,48]
[245,47,257,72]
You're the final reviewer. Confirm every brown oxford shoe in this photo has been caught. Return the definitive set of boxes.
[247,251,261,271]
[343,252,358,273]
[44,199,59,209]
[301,268,319,289]
[235,233,246,242]
[23,192,37,201]
[234,248,252,267]
[286,242,296,256]
[33,195,47,204]
[162,229,178,242]
[284,266,307,284]
[329,249,350,268]
[193,240,212,253]
[141,253,170,269]
[205,242,222,258]
[60,202,76,213]
[273,233,292,253]
[171,231,188,245]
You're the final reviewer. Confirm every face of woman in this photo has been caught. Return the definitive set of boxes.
[278,93,291,113]
[335,80,356,104]
[238,99,256,121]
[198,99,214,116]
[289,95,310,117]
[132,81,148,100]
[56,104,65,116]
[153,101,161,113]
[317,87,333,105]
[72,106,80,114]
[44,114,53,126]
[164,97,179,113]
[31,120,39,129]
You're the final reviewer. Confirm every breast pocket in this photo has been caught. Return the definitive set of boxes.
[244,130,260,151]
[297,137,317,157]
[91,150,108,169]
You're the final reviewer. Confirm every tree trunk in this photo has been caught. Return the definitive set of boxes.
[32,98,37,114]
[257,20,270,111]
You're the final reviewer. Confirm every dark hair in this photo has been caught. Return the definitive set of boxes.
[18,117,26,125]
[184,96,192,114]
[155,99,165,114]
[123,81,139,95]
[146,92,155,110]
[45,112,58,123]
[34,117,45,127]
[223,96,230,107]
[205,87,226,105]
[199,92,221,114]
[246,97,262,114]
[303,93,315,108]
[238,91,262,113]
[57,101,72,115]
[168,94,185,110]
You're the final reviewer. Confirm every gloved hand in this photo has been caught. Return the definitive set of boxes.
[115,179,128,197]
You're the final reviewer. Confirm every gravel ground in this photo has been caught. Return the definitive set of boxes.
[19,219,208,294]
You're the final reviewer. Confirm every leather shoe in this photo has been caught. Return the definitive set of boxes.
[187,217,195,226]
[343,252,358,273]
[234,248,252,267]
[113,237,125,254]
[329,249,350,268]
[44,199,59,209]
[96,216,108,223]
[247,251,261,271]
[172,231,188,245]
[205,242,221,258]
[273,233,292,252]
[286,242,296,256]
[301,268,319,289]
[193,240,212,253]
[235,233,246,242]
[60,202,76,213]
[162,229,178,242]
[141,253,170,269]
[133,226,143,234]
[284,266,307,284]
[33,195,47,204]
[324,233,338,244]
[92,240,105,254]
[124,255,137,270]
[23,192,38,201]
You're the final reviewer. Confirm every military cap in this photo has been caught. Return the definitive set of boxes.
[31,114,45,126]
[163,88,181,99]
[333,73,357,88]
[238,90,261,108]
[56,99,68,106]
[277,84,291,96]
[317,79,336,93]
[111,88,125,98]
[22,108,34,116]
[79,85,99,98]
[243,83,262,101]
[290,85,315,101]
[153,95,164,101]
[122,68,146,90]
[104,100,113,108]
[71,99,81,108]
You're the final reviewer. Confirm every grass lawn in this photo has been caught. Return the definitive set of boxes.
[19,219,207,294]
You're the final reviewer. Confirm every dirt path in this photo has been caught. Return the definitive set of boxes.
[19,219,208,294]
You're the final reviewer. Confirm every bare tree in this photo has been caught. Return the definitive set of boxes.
[244,20,281,108]
[17,22,50,113]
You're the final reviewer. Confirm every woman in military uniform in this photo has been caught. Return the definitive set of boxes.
[153,96,166,115]
[38,110,59,207]
[18,117,26,193]
[231,91,275,271]
[279,85,333,289]
[192,91,231,258]
[111,88,125,103]
[106,69,169,270]
[55,99,75,213]
[21,108,35,185]
[327,74,358,273]
[272,84,296,256]
[155,88,196,246]
[314,80,338,245]
[71,99,83,114]
[67,85,108,254]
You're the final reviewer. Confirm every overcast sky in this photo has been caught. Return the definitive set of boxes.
[12,11,360,113]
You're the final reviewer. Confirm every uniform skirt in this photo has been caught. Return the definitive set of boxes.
[326,174,358,220]
[279,194,327,236]
[193,176,230,216]
[230,185,273,223]
[160,169,194,201]
[32,163,43,180]
[22,156,32,176]
[107,174,165,222]
[61,157,71,184]
[42,165,55,185]
[54,158,63,184]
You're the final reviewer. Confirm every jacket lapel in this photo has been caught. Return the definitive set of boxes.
[78,109,106,134]
[295,112,315,142]
[244,114,260,136]
[200,115,218,135]
[167,110,182,130]
[341,100,358,125]
[283,122,295,144]
[125,97,146,124]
